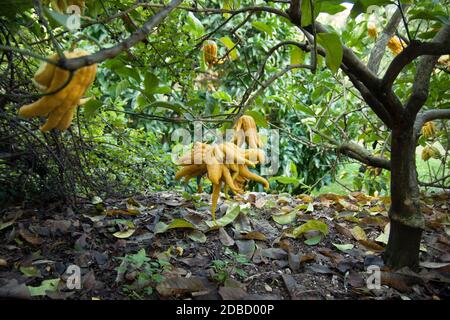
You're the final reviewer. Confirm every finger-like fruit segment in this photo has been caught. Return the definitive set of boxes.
[18,49,97,132]
[203,40,218,67]
[239,165,269,189]
[175,164,206,180]
[211,182,221,221]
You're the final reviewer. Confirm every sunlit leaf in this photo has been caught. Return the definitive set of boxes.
[187,230,207,243]
[272,211,297,225]
[332,243,354,252]
[316,32,343,74]
[28,279,60,296]
[304,235,322,245]
[252,21,273,36]
[292,220,329,238]
[219,36,239,61]
[206,203,240,228]
[351,226,367,241]
[113,229,136,238]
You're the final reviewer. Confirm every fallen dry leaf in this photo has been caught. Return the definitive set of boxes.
[19,228,43,245]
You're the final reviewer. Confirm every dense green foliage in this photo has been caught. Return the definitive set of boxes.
[0,0,448,205]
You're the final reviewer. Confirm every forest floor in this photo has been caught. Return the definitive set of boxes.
[0,190,449,300]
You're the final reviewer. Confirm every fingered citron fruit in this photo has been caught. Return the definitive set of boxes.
[19,49,97,132]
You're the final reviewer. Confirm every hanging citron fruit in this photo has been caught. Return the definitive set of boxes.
[387,36,406,55]
[203,40,218,68]
[367,23,378,39]
[19,49,97,132]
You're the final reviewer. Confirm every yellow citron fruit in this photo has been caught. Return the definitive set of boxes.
[19,49,97,132]
[203,40,218,68]
[422,121,437,139]
[367,24,378,39]
[232,115,264,148]
[387,36,406,55]
[175,115,268,221]
[421,146,441,161]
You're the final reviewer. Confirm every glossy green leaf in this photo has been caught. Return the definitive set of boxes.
[304,235,322,245]
[187,230,207,243]
[316,32,343,74]
[144,72,159,94]
[293,220,329,238]
[333,243,354,252]
[252,21,273,36]
[84,99,103,119]
[219,36,239,61]
[272,210,297,225]
[28,279,60,296]
[290,45,305,67]
[206,203,240,228]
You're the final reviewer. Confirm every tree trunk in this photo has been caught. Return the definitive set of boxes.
[383,127,424,270]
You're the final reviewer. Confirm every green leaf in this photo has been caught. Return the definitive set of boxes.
[0,0,33,18]
[269,176,300,185]
[206,204,241,228]
[83,99,102,119]
[20,266,41,277]
[245,111,268,127]
[113,229,136,238]
[252,21,273,36]
[292,220,329,238]
[153,86,171,95]
[318,2,347,15]
[301,0,312,27]
[115,79,129,97]
[219,36,239,61]
[316,32,343,74]
[167,218,196,230]
[28,279,60,296]
[0,220,14,231]
[188,230,207,243]
[332,243,354,252]
[212,91,232,102]
[290,45,305,66]
[304,235,322,245]
[154,222,169,234]
[272,211,297,225]
[144,72,159,94]
[293,103,315,115]
[155,219,196,234]
[184,12,204,38]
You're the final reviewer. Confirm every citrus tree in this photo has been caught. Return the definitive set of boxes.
[0,0,449,270]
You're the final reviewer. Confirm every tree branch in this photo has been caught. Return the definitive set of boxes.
[236,63,313,121]
[382,41,450,91]
[342,67,393,128]
[57,0,183,71]
[414,108,450,135]
[368,7,407,74]
[338,142,391,170]
[404,24,450,122]
[257,41,309,80]
[312,129,391,170]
